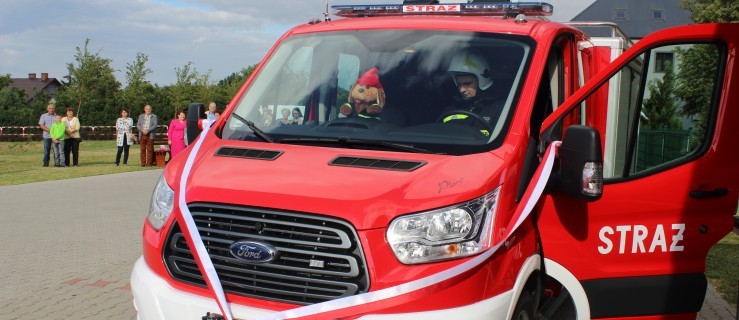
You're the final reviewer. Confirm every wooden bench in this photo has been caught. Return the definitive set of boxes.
[132,128,170,166]
[152,131,170,166]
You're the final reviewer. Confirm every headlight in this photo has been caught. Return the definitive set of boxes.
[147,174,175,230]
[387,187,500,264]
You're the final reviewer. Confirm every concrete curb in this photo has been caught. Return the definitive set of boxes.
[698,284,737,320]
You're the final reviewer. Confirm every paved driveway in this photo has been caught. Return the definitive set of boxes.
[0,170,735,319]
[0,169,161,319]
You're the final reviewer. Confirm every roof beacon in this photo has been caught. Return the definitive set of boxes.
[332,2,553,18]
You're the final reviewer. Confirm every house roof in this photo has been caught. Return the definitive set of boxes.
[8,77,62,103]
[571,0,693,39]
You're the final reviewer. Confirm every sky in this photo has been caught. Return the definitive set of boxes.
[0,0,595,86]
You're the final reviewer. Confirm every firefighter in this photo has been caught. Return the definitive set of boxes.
[441,50,504,136]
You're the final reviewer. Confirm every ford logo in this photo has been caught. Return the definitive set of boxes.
[229,240,278,264]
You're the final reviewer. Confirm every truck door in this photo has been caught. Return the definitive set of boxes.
[537,24,739,319]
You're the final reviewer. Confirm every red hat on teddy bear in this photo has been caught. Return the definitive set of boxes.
[356,67,383,90]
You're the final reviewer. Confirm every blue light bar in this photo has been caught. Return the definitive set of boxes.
[332,2,553,18]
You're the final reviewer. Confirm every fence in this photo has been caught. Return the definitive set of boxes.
[635,128,692,172]
[0,125,169,142]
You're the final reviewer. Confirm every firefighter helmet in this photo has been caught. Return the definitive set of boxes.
[448,50,493,90]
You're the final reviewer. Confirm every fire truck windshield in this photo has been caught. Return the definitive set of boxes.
[223,30,534,155]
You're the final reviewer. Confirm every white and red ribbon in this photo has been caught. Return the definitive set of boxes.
[174,119,234,320]
[175,119,560,320]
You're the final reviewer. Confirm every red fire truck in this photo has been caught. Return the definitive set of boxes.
[131,2,739,319]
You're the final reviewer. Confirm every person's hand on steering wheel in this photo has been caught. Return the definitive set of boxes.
[438,110,494,137]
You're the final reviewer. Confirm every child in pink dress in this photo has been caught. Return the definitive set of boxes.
[167,109,187,158]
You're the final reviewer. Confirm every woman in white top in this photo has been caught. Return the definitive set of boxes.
[63,108,81,166]
[115,109,135,166]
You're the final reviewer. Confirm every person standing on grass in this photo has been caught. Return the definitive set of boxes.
[115,109,135,166]
[136,104,158,167]
[167,109,187,158]
[205,102,217,120]
[63,108,81,167]
[49,115,66,167]
[38,104,56,167]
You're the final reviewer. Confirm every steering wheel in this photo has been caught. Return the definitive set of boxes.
[437,110,495,135]
[322,117,378,129]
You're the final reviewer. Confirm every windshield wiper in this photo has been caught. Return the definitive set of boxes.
[279,137,436,154]
[231,113,274,143]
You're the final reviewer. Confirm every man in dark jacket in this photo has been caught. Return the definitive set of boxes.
[442,50,503,137]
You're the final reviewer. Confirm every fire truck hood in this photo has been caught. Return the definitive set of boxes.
[169,138,506,230]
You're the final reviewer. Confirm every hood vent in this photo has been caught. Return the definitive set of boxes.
[214,147,283,160]
[330,156,426,172]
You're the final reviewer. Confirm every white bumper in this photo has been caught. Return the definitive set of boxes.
[356,291,512,320]
[131,256,512,320]
[131,257,276,320]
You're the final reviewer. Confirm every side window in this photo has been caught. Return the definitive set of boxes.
[632,44,720,174]
[547,46,564,110]
[322,53,361,121]
[273,47,313,124]
[654,52,674,73]
[532,47,562,135]
[535,35,573,136]
[336,53,360,106]
[601,43,722,179]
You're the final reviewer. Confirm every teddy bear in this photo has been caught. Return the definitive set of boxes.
[339,67,386,119]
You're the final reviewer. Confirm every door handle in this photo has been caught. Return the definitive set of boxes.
[689,188,728,199]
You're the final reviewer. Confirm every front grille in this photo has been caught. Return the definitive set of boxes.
[163,204,369,305]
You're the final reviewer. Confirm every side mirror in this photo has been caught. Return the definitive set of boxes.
[551,125,603,202]
[186,103,206,145]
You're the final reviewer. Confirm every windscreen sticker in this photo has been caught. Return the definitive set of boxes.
[437,177,464,193]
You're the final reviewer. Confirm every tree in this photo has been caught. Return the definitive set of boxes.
[149,84,175,124]
[29,91,53,118]
[674,1,735,142]
[121,52,155,117]
[0,75,33,126]
[674,44,719,139]
[642,65,682,129]
[195,70,219,108]
[1,40,268,127]
[171,62,199,116]
[680,0,739,23]
[0,74,12,89]
[217,65,258,103]
[58,38,121,124]
[125,53,152,87]
[0,87,28,125]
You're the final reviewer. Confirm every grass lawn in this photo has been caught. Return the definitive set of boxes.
[706,232,739,309]
[0,140,160,187]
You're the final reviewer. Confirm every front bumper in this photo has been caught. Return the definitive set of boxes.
[130,256,513,320]
[131,257,274,320]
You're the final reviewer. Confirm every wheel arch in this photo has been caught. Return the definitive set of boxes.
[504,254,541,320]
[542,258,591,320]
